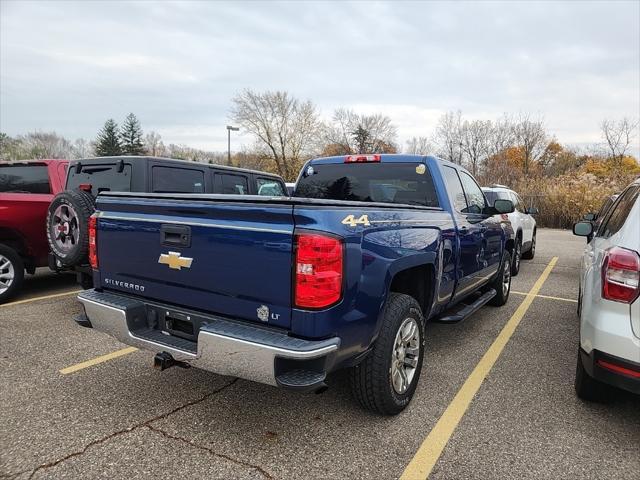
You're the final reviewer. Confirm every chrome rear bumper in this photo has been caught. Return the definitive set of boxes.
[77,289,339,388]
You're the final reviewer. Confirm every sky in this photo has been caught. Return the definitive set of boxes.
[1,0,639,156]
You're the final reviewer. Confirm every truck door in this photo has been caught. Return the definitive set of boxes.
[441,166,487,299]
[458,171,502,286]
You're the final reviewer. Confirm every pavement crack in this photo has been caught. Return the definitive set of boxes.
[24,378,238,479]
[146,424,273,479]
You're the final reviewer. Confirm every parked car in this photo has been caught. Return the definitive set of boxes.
[0,159,68,303]
[46,156,287,288]
[573,177,640,401]
[482,185,538,275]
[74,154,515,415]
[583,194,619,229]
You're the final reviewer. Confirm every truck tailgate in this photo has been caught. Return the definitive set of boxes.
[95,195,294,328]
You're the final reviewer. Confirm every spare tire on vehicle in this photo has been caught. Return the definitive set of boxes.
[46,189,96,267]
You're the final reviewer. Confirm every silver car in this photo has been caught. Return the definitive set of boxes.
[573,178,640,400]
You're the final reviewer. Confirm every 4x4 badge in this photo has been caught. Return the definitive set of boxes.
[158,251,193,270]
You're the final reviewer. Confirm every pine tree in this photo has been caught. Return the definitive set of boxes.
[120,113,145,155]
[95,119,122,156]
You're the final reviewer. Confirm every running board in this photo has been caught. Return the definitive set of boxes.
[434,289,497,324]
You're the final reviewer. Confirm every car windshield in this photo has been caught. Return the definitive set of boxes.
[294,162,439,207]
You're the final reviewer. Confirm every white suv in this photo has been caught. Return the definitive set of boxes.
[573,178,640,400]
[482,185,537,275]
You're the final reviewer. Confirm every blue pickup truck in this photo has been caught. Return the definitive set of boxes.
[77,154,515,415]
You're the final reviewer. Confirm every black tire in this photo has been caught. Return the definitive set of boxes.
[349,293,425,416]
[0,244,25,304]
[46,189,95,267]
[511,237,521,276]
[522,230,536,260]
[575,348,609,402]
[488,250,512,306]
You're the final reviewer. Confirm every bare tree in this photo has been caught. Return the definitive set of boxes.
[145,131,164,156]
[601,117,639,165]
[405,136,432,155]
[513,114,547,174]
[460,120,491,176]
[486,114,515,159]
[434,111,462,164]
[230,89,322,180]
[71,138,92,159]
[323,108,397,154]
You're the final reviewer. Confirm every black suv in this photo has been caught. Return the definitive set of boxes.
[46,156,286,287]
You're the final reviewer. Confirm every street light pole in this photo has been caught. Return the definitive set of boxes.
[226,125,239,166]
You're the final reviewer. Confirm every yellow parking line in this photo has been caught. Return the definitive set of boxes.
[511,290,577,303]
[400,257,558,480]
[60,347,138,375]
[0,290,81,308]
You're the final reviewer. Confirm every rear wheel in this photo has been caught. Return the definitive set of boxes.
[575,348,609,402]
[511,238,521,276]
[522,230,536,259]
[489,250,511,306]
[0,245,24,304]
[349,293,425,415]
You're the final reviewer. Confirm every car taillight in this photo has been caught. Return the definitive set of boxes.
[88,214,98,269]
[601,246,640,303]
[344,154,381,163]
[294,233,343,309]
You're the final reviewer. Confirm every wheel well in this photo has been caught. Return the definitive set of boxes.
[389,264,434,317]
[0,228,27,256]
[505,238,515,256]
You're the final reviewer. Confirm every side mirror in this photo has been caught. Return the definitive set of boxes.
[494,199,515,214]
[573,221,594,238]
[583,213,596,222]
[526,207,539,215]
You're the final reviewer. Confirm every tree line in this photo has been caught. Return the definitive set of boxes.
[1,88,638,187]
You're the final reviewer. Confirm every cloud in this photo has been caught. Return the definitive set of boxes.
[1,0,638,156]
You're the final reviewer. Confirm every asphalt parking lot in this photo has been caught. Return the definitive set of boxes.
[1,228,638,480]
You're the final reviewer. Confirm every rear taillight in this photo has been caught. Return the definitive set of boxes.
[344,154,381,163]
[294,233,343,309]
[88,214,98,269]
[601,246,640,303]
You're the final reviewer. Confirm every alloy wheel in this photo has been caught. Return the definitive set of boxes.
[51,204,80,253]
[0,254,15,295]
[390,317,420,394]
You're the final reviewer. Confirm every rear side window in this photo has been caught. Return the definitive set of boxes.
[442,166,467,211]
[459,172,486,214]
[598,186,639,239]
[483,190,509,206]
[67,164,132,194]
[295,163,439,207]
[152,166,204,193]
[256,178,285,196]
[0,165,50,193]
[218,174,249,195]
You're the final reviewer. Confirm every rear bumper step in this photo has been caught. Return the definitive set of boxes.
[77,289,339,389]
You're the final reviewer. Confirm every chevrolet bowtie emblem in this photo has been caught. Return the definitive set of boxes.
[158,251,193,270]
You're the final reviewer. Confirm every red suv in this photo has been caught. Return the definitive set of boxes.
[0,160,68,302]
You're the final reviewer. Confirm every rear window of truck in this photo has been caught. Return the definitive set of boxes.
[0,164,51,194]
[294,162,439,207]
[67,163,132,194]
